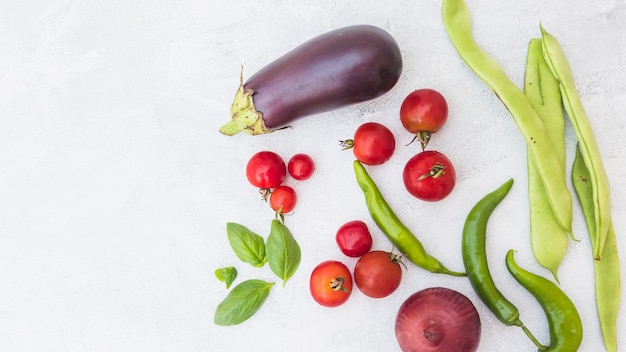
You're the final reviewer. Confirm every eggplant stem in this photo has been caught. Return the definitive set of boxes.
[219,67,271,136]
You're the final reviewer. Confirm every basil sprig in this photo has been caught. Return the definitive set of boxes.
[214,279,274,326]
[226,222,267,267]
[215,220,302,326]
[266,219,301,287]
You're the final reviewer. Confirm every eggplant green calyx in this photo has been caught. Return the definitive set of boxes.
[219,68,271,136]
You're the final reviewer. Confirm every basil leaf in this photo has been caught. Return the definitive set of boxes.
[214,279,274,326]
[215,266,237,289]
[266,219,301,286]
[226,222,266,267]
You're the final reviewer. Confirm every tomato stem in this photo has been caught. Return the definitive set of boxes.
[259,188,272,201]
[418,162,446,180]
[339,139,355,150]
[330,277,349,292]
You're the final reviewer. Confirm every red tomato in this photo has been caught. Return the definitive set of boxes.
[335,220,373,257]
[310,261,353,307]
[288,153,315,180]
[269,185,297,214]
[354,251,402,298]
[246,151,286,190]
[400,89,448,150]
[403,151,456,202]
[341,122,395,165]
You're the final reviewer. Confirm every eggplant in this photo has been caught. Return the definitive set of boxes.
[219,25,403,136]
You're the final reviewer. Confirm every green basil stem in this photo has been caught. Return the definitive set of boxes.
[523,38,570,283]
[505,250,583,352]
[441,0,572,235]
[540,26,612,260]
[572,146,620,352]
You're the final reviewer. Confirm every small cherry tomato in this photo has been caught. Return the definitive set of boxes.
[269,185,297,214]
[354,251,403,298]
[246,151,286,196]
[400,89,448,150]
[341,122,395,165]
[310,260,353,307]
[335,220,373,257]
[403,150,456,202]
[288,153,315,180]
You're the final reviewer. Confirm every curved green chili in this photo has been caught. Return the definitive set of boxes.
[572,145,620,352]
[540,26,612,260]
[353,160,464,276]
[505,250,583,352]
[441,0,572,235]
[524,38,570,282]
[462,179,546,350]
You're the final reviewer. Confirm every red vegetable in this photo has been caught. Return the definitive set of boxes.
[246,151,286,198]
[403,151,456,202]
[399,89,449,150]
[220,25,403,135]
[395,287,481,352]
[310,260,353,307]
[335,220,373,257]
[287,153,315,181]
[341,122,396,165]
[269,185,297,215]
[354,250,402,298]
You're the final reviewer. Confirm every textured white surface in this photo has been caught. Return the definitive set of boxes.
[1,1,625,351]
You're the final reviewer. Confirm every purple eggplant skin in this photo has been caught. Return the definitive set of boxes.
[219,25,403,136]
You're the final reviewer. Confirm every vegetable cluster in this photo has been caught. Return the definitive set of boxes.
[213,8,619,352]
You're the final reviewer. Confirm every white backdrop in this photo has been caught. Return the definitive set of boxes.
[1,1,625,351]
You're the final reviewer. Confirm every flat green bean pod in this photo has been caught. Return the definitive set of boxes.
[540,26,612,260]
[505,250,583,352]
[572,145,620,352]
[524,38,570,282]
[441,0,572,234]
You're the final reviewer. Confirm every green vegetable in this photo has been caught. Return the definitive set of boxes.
[505,250,583,352]
[540,26,613,260]
[572,146,620,352]
[226,222,267,267]
[215,266,238,289]
[523,38,570,282]
[353,160,464,276]
[266,219,301,286]
[441,0,572,235]
[462,179,546,350]
[214,279,274,326]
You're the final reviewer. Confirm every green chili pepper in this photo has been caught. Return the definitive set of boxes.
[572,145,620,352]
[523,38,570,282]
[441,0,572,235]
[353,160,464,276]
[505,250,583,352]
[462,179,547,350]
[540,26,612,260]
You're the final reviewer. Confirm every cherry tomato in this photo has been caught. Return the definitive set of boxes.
[288,153,315,180]
[310,260,353,307]
[335,220,373,257]
[403,150,456,202]
[246,151,286,192]
[400,89,448,150]
[341,122,395,165]
[269,185,297,214]
[354,250,402,298]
